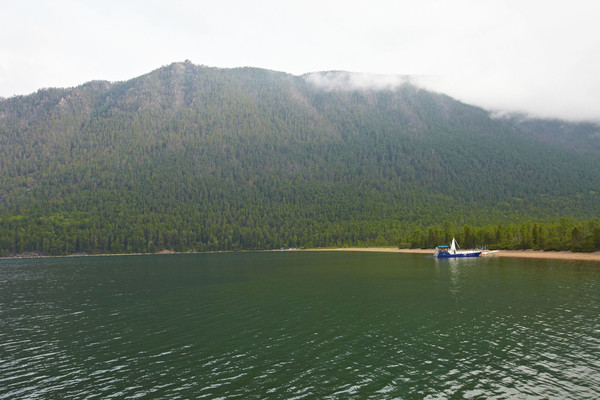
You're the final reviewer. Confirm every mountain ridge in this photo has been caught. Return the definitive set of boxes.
[1,61,599,254]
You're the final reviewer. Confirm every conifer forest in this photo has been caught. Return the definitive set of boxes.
[1,62,599,256]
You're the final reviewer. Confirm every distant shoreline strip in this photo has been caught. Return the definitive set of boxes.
[302,248,600,262]
[2,248,599,263]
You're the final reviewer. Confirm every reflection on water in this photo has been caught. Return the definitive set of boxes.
[1,253,599,399]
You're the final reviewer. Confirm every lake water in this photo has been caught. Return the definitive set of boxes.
[1,252,599,399]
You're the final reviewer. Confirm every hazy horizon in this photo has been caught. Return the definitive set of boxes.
[2,1,599,122]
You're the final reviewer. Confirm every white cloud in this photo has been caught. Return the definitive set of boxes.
[304,71,410,91]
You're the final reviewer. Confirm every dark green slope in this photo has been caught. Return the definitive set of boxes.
[0,62,599,255]
[498,115,600,155]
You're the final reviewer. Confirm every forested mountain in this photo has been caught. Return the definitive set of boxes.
[1,61,599,255]
[498,115,600,155]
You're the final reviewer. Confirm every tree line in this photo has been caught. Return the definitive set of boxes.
[403,218,600,253]
[1,214,599,257]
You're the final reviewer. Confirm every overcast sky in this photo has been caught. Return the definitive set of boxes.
[1,0,599,122]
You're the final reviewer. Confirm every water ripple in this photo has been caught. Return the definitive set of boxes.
[1,254,599,399]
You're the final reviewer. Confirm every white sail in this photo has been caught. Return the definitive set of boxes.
[450,238,457,254]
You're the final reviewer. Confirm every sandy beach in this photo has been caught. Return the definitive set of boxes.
[303,247,600,262]
[3,247,599,263]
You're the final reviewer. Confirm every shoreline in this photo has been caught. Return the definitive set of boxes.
[2,247,600,263]
[302,247,600,262]
[0,248,288,261]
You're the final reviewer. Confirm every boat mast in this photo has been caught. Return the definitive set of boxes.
[450,238,457,254]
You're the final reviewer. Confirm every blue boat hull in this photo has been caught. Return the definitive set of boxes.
[437,251,482,258]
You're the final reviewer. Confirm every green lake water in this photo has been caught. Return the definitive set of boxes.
[1,252,599,399]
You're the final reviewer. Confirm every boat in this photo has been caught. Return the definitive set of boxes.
[434,238,482,258]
